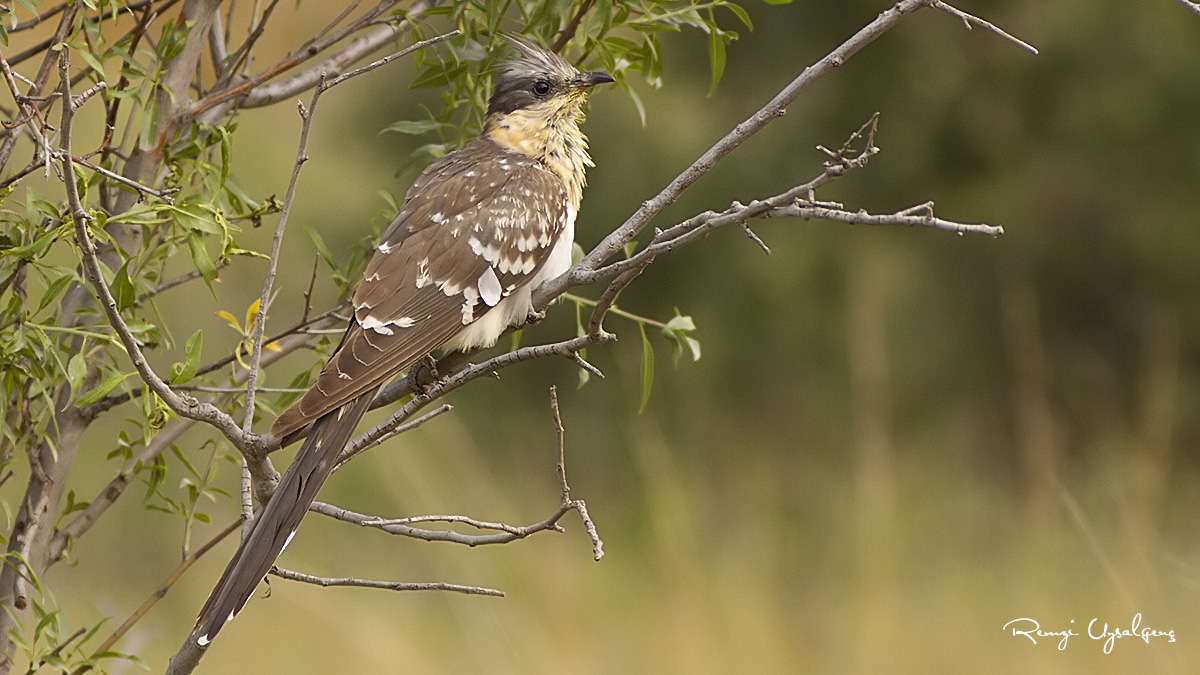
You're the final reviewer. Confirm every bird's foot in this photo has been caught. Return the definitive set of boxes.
[410,354,440,396]
[525,308,547,325]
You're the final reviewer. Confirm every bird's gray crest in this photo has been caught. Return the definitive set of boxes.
[498,34,578,82]
[487,35,580,116]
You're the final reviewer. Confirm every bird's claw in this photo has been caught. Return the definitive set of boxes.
[410,354,440,396]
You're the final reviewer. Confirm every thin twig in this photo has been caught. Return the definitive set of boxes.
[550,0,596,53]
[134,263,229,306]
[0,0,80,174]
[319,30,461,91]
[334,403,453,470]
[64,154,180,201]
[931,0,1039,54]
[269,566,504,597]
[241,77,325,437]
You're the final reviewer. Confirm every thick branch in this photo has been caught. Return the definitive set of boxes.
[193,0,438,116]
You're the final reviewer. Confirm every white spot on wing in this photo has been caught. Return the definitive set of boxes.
[479,267,502,306]
[377,241,392,254]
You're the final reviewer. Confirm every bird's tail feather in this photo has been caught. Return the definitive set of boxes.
[191,386,379,645]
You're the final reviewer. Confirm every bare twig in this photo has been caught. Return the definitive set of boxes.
[217,0,282,84]
[269,566,504,597]
[931,0,1039,54]
[241,78,325,439]
[319,30,461,91]
[550,0,596,53]
[66,520,240,675]
[312,499,581,547]
[64,154,180,201]
[134,263,229,306]
[334,403,453,470]
[766,201,1004,234]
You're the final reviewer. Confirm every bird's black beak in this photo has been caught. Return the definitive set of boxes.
[576,71,616,89]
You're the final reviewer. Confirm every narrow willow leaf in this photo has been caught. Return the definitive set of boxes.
[170,329,203,384]
[111,260,136,312]
[638,323,654,413]
[66,353,86,397]
[75,371,134,407]
[708,29,726,96]
[381,120,441,135]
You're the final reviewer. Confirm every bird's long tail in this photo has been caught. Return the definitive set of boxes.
[191,386,379,646]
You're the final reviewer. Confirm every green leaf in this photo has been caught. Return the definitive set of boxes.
[724,2,754,30]
[762,0,792,5]
[36,272,74,314]
[217,126,232,191]
[77,49,106,77]
[170,329,202,385]
[187,233,218,293]
[381,119,442,135]
[663,311,702,364]
[138,95,158,151]
[75,371,134,407]
[305,225,337,270]
[409,62,467,89]
[638,323,654,413]
[170,202,225,235]
[274,369,314,410]
[111,260,136,312]
[66,353,86,397]
[1,223,66,260]
[707,28,726,96]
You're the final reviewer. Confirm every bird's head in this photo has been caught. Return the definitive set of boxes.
[486,35,614,123]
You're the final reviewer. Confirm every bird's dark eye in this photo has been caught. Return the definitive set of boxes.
[532,79,551,96]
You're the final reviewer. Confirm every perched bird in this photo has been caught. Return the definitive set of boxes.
[192,35,613,646]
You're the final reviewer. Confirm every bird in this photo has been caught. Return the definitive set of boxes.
[191,34,613,646]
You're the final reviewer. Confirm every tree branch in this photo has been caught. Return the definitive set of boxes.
[269,566,504,597]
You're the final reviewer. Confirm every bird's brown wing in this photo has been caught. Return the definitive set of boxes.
[271,139,569,439]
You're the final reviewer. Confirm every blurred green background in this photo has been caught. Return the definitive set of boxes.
[45,0,1200,672]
